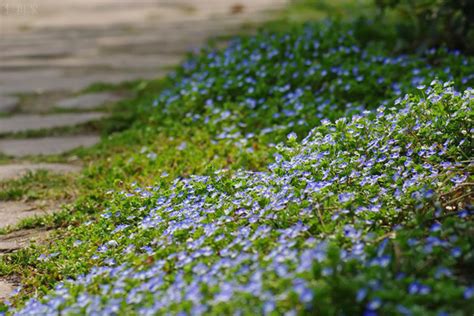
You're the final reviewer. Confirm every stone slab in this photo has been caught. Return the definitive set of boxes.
[0,201,58,229]
[1,54,182,72]
[0,279,15,302]
[0,228,51,253]
[0,163,81,181]
[0,135,101,157]
[0,112,106,134]
[0,226,55,304]
[56,92,120,110]
[0,70,163,95]
[0,0,286,96]
[0,96,19,114]
[0,0,287,34]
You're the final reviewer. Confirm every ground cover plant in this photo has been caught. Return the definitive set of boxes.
[8,82,474,315]
[148,22,474,144]
[374,0,474,53]
[1,21,473,315]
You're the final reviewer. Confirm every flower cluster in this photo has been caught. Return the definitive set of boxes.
[12,83,473,315]
[151,22,474,144]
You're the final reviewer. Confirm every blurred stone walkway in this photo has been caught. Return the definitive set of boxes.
[0,0,286,100]
[0,0,286,154]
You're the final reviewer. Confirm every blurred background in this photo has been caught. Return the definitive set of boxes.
[0,0,287,102]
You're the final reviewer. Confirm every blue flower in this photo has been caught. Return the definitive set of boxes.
[367,298,382,310]
[464,287,474,299]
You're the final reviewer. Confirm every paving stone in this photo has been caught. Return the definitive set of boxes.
[0,163,81,181]
[0,228,51,253]
[0,228,52,304]
[0,70,163,95]
[0,201,59,229]
[0,69,63,94]
[0,279,15,302]
[0,96,19,114]
[0,112,106,134]
[0,44,72,60]
[1,54,181,72]
[56,92,121,110]
[0,0,286,96]
[0,0,286,33]
[0,135,101,157]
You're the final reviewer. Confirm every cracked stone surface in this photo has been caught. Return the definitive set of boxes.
[0,279,15,303]
[0,201,60,230]
[0,163,81,181]
[0,135,101,157]
[0,112,107,134]
[56,92,121,110]
[0,228,51,253]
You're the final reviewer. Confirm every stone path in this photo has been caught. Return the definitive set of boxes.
[0,0,287,303]
[0,0,286,157]
[0,228,51,253]
[0,112,107,134]
[0,135,101,157]
[0,163,81,181]
[0,202,58,302]
[0,0,286,96]
[0,201,60,230]
[0,96,18,114]
[56,92,121,110]
[0,279,15,303]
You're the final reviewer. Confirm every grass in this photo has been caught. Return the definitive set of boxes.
[280,0,374,23]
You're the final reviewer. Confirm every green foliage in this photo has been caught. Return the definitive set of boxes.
[1,20,473,315]
[374,0,474,53]
[144,21,473,147]
[7,82,474,315]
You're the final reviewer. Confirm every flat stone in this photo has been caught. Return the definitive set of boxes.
[0,201,59,229]
[0,228,51,253]
[0,163,81,181]
[0,0,286,110]
[0,70,163,95]
[0,135,101,157]
[0,279,15,302]
[0,112,106,134]
[1,53,182,72]
[0,96,19,114]
[56,92,120,110]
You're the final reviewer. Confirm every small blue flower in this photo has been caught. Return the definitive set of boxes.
[367,298,382,310]
[430,223,441,232]
[451,247,462,258]
[464,287,474,299]
[458,209,469,218]
[287,132,297,141]
[356,288,367,302]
